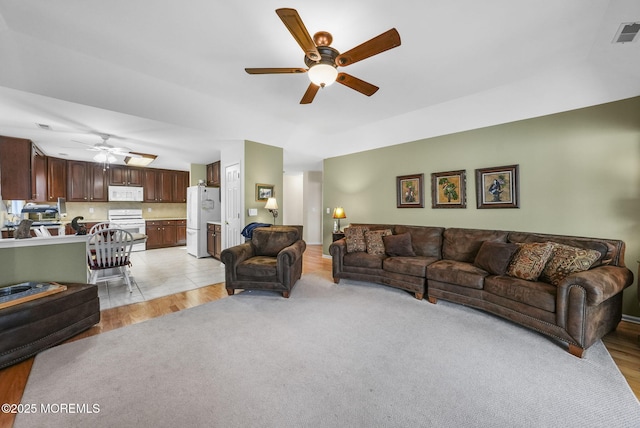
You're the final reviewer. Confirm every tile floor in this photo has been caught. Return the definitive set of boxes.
[95,246,226,310]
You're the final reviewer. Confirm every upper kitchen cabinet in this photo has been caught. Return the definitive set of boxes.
[109,165,143,186]
[173,170,188,203]
[67,160,108,202]
[0,136,32,200]
[47,157,67,202]
[31,147,47,202]
[206,161,220,187]
[144,168,188,203]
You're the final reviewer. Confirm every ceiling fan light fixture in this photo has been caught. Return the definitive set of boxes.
[308,63,338,87]
[93,152,116,163]
[124,152,157,167]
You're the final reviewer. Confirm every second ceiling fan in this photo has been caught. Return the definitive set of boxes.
[245,8,401,104]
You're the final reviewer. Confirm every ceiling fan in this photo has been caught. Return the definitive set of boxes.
[73,133,141,169]
[245,8,401,104]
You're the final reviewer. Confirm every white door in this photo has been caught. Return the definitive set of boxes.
[225,163,242,249]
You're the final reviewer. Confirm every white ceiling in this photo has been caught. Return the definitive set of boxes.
[0,0,638,172]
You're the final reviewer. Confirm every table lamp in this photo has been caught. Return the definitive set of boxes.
[332,207,346,232]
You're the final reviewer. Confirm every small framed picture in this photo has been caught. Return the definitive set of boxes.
[431,170,466,209]
[475,165,519,209]
[396,174,424,208]
[256,183,274,201]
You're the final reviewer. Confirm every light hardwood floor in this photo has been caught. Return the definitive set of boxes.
[0,245,638,428]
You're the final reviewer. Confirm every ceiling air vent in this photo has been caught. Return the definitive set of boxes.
[36,123,51,130]
[612,22,640,44]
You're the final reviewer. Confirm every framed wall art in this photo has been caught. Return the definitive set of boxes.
[431,170,466,208]
[396,174,424,208]
[475,164,519,209]
[255,183,274,201]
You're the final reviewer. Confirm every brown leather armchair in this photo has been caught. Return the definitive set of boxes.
[221,226,306,298]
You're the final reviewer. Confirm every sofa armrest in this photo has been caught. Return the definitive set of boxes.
[220,243,255,281]
[277,240,307,266]
[329,238,346,278]
[557,265,633,306]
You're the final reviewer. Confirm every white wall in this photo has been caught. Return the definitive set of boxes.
[303,171,323,245]
[283,173,303,226]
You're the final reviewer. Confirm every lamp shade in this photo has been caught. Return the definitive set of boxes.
[264,198,278,210]
[308,63,338,87]
[332,207,346,219]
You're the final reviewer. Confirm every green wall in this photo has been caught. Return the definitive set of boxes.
[0,242,87,286]
[244,140,284,225]
[324,97,640,316]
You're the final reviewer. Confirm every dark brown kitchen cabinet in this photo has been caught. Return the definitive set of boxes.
[109,165,143,186]
[207,223,221,260]
[146,219,185,249]
[176,219,187,245]
[47,157,67,202]
[158,170,173,202]
[31,149,47,201]
[173,171,188,203]
[143,169,159,202]
[67,160,108,202]
[206,161,220,187]
[0,136,32,200]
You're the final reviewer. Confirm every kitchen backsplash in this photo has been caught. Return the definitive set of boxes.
[66,202,187,220]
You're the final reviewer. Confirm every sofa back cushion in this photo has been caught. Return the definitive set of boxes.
[383,232,416,257]
[394,225,444,258]
[442,228,509,263]
[252,227,300,257]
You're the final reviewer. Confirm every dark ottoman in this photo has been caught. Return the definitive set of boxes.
[0,283,100,369]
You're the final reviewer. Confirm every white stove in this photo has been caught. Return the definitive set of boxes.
[108,209,146,251]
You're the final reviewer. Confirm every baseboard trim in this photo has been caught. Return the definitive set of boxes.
[622,314,640,324]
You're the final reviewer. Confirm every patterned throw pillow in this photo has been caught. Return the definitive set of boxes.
[365,229,393,255]
[506,242,555,281]
[344,226,369,253]
[539,243,601,285]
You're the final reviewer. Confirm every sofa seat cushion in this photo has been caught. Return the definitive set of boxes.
[237,256,277,279]
[344,251,385,269]
[484,275,556,313]
[426,260,489,289]
[383,256,438,278]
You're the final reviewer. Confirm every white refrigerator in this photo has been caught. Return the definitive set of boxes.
[186,186,221,258]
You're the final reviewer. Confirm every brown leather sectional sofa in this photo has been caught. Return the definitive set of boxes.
[329,224,633,357]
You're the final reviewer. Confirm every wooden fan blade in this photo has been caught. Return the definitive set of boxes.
[335,28,401,67]
[336,73,379,96]
[276,8,321,61]
[245,68,307,74]
[300,83,320,104]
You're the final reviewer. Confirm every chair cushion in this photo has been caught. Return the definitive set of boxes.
[237,256,277,279]
[252,227,299,257]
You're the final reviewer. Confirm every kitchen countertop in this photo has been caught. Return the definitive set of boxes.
[207,221,222,225]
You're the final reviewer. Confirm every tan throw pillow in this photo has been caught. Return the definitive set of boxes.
[365,229,392,255]
[539,243,601,285]
[507,242,554,281]
[344,226,369,253]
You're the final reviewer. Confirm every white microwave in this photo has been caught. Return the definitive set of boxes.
[108,186,144,202]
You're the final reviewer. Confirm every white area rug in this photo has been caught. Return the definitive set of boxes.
[17,274,640,427]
